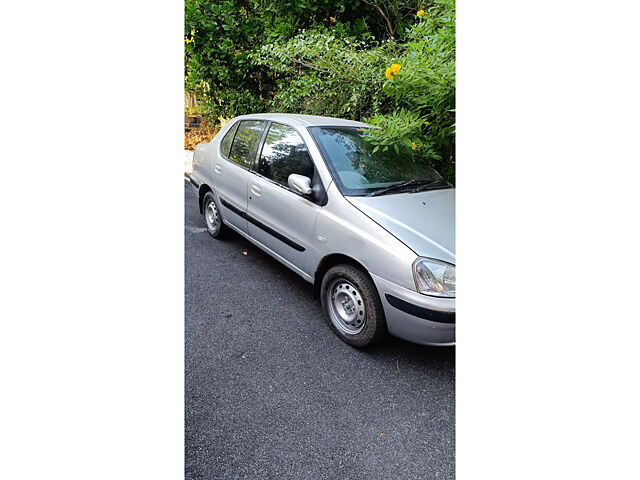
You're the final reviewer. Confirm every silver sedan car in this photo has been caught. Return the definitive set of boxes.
[189,113,455,347]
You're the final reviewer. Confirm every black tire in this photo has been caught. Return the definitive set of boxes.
[320,264,388,347]
[202,191,227,238]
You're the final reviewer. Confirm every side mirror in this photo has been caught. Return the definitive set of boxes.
[288,174,312,196]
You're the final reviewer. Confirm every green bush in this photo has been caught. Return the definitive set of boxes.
[370,0,456,179]
[185,0,273,121]
[251,29,398,119]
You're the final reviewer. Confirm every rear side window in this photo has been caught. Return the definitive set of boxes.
[220,121,239,158]
[229,120,265,168]
[257,123,314,186]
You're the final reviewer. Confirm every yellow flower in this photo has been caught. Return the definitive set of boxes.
[417,9,425,16]
[385,63,402,79]
[411,142,417,150]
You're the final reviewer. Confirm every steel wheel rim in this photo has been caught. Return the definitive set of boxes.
[327,279,366,335]
[205,200,219,231]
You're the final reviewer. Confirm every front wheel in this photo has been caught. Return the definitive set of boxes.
[320,264,387,347]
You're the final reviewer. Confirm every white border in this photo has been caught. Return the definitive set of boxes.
[1,1,184,478]
[457,1,640,478]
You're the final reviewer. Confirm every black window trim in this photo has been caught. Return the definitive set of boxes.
[253,120,272,171]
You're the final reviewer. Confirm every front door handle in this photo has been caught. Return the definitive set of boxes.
[250,184,262,197]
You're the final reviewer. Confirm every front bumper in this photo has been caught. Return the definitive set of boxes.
[370,273,455,346]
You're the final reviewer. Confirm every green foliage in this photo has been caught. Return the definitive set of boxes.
[185,0,272,121]
[185,0,455,181]
[251,29,398,119]
[364,109,427,154]
[375,0,456,178]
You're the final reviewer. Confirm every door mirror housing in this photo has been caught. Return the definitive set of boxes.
[288,174,312,196]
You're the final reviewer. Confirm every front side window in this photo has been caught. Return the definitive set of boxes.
[309,126,447,196]
[229,120,265,168]
[258,123,314,186]
[220,121,239,158]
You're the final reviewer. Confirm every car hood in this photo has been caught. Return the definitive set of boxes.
[346,188,455,263]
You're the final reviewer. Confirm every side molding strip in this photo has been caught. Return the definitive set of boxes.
[185,174,199,189]
[218,196,305,252]
[219,197,246,219]
[246,214,305,252]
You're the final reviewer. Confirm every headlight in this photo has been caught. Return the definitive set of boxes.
[413,257,455,297]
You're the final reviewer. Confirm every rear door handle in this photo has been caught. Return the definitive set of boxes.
[250,184,262,197]
[214,164,222,174]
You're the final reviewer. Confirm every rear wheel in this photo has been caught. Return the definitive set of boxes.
[202,191,226,238]
[320,264,387,347]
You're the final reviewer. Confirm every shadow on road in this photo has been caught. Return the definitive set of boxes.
[215,228,455,371]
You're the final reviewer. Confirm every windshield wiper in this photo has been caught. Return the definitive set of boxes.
[367,179,427,197]
[410,178,451,192]
[367,178,451,196]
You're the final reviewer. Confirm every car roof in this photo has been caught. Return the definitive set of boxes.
[232,113,371,128]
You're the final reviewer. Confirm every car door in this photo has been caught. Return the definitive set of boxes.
[213,119,266,233]
[246,122,323,277]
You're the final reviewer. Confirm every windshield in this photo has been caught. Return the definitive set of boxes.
[309,126,446,196]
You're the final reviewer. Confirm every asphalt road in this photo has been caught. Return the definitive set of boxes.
[185,179,455,479]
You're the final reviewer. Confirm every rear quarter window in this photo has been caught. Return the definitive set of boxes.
[220,121,239,158]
